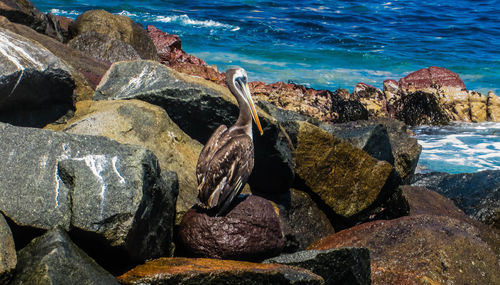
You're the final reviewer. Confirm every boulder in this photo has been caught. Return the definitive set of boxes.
[0,122,177,270]
[10,228,118,285]
[264,247,370,285]
[46,99,201,225]
[290,121,398,219]
[352,82,386,118]
[399,66,466,91]
[0,28,75,127]
[0,214,16,284]
[0,16,109,100]
[308,215,500,285]
[94,60,294,193]
[260,189,335,252]
[68,31,141,63]
[117,257,324,285]
[321,119,421,184]
[469,91,487,122]
[70,10,158,61]
[411,170,500,228]
[0,0,65,41]
[178,195,285,260]
[394,91,450,126]
[487,91,500,121]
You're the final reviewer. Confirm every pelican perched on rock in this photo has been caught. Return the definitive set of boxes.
[196,67,263,215]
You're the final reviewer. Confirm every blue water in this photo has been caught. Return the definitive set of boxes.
[31,0,500,173]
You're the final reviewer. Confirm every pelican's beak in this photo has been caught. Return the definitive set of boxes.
[242,82,264,135]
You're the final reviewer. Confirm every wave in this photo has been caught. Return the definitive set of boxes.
[154,14,240,31]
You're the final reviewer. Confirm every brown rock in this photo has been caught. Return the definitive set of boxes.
[45,99,202,224]
[0,214,16,284]
[178,195,285,260]
[308,215,500,285]
[399,66,465,91]
[353,82,386,118]
[293,121,396,218]
[487,91,500,122]
[469,91,488,122]
[117,257,324,285]
[70,9,158,61]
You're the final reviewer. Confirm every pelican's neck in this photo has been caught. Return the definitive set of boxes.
[229,84,253,138]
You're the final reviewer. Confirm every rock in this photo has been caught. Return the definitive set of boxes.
[117,257,324,285]
[0,16,109,100]
[308,215,500,285]
[94,60,294,193]
[264,247,370,285]
[487,91,500,121]
[260,189,335,252]
[383,79,399,101]
[321,119,421,184]
[0,0,65,41]
[0,122,176,271]
[46,99,201,225]
[68,31,141,63]
[411,170,500,228]
[394,91,450,126]
[353,82,386,118]
[178,195,285,260]
[70,10,158,61]
[0,28,75,127]
[290,121,398,219]
[399,66,466,91]
[0,214,16,284]
[469,91,488,122]
[10,228,118,285]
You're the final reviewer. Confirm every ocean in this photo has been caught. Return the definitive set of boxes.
[31,0,500,173]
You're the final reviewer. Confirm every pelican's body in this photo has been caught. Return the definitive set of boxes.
[196,68,263,215]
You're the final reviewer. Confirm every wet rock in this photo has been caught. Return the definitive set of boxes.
[10,228,118,285]
[399,66,466,91]
[70,10,158,61]
[353,82,386,118]
[291,121,398,218]
[0,0,65,41]
[411,170,500,228]
[264,247,370,285]
[309,215,500,285]
[394,91,450,126]
[117,257,324,285]
[94,60,294,193]
[260,189,335,252]
[0,16,109,100]
[487,91,500,121]
[0,122,176,270]
[0,214,16,284]
[321,119,421,183]
[0,28,75,127]
[47,99,200,225]
[68,31,141,63]
[178,195,285,260]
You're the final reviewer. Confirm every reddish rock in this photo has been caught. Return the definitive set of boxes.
[308,215,500,284]
[117,257,324,285]
[399,66,466,91]
[178,195,285,261]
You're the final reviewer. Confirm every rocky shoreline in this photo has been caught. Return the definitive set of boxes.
[0,1,499,284]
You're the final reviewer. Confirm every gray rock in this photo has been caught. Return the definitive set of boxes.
[0,28,75,127]
[411,170,500,228]
[0,122,176,267]
[68,31,141,63]
[10,228,118,285]
[264,248,370,285]
[94,60,294,193]
[0,214,16,284]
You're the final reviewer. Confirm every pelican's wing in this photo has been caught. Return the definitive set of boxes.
[196,125,228,184]
[197,134,254,214]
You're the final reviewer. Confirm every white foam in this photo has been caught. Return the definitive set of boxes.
[155,14,240,31]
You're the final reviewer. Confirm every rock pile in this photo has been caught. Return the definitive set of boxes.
[0,1,498,284]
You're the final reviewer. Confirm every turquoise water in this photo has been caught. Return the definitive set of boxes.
[33,0,500,94]
[31,0,500,173]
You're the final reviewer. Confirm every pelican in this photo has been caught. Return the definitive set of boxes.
[196,67,263,215]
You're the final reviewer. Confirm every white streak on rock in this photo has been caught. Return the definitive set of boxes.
[119,65,149,95]
[73,155,108,217]
[112,156,125,184]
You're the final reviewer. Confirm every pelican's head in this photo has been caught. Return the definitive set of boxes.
[226,67,263,135]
